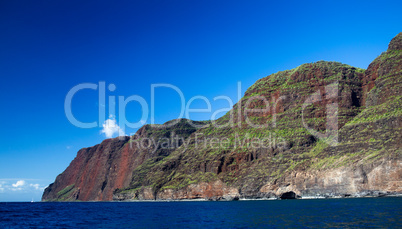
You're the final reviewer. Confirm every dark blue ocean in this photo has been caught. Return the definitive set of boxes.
[1,197,401,228]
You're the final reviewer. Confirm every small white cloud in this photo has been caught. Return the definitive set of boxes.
[66,146,72,149]
[12,180,25,188]
[101,115,125,138]
[30,184,40,190]
[0,179,48,193]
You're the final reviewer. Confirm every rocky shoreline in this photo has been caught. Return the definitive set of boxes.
[112,192,402,202]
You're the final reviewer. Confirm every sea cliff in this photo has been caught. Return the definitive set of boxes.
[43,33,402,201]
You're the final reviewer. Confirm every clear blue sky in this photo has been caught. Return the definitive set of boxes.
[0,0,401,201]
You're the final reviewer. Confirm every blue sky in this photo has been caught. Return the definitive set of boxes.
[0,0,401,201]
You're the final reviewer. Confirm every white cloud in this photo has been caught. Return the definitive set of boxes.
[30,184,40,190]
[0,179,48,195]
[101,115,125,138]
[12,180,25,188]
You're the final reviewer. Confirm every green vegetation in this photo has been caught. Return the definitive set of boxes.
[346,95,402,126]
[55,184,76,201]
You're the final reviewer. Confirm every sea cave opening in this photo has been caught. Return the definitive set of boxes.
[280,191,296,199]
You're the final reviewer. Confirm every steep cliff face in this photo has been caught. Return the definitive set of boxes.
[42,119,208,201]
[42,137,131,201]
[43,33,402,201]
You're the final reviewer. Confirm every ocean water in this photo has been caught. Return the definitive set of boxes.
[0,197,401,228]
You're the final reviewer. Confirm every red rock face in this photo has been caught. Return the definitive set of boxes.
[42,137,136,201]
[42,120,203,201]
[43,135,165,201]
[361,61,379,106]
